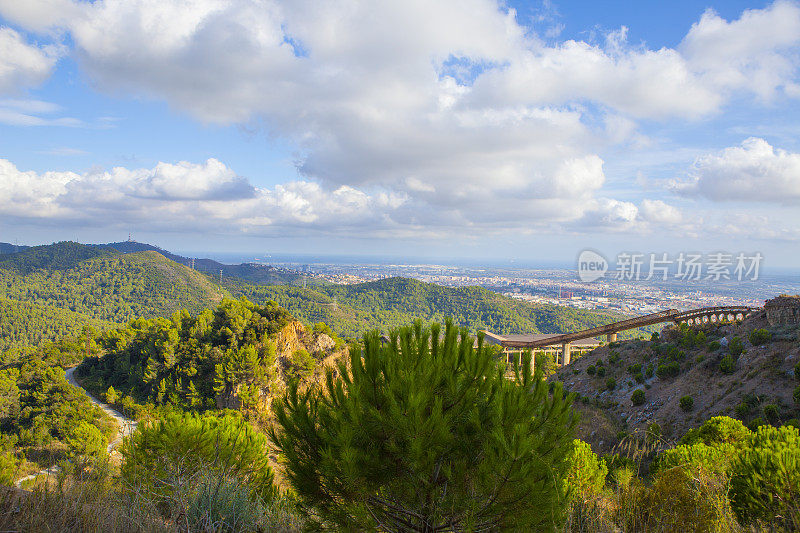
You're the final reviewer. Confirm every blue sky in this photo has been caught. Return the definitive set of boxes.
[1,0,800,266]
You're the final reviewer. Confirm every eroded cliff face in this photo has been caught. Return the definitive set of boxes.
[217,321,346,411]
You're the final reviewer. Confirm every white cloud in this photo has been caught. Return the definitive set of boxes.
[680,1,800,101]
[675,137,800,203]
[3,1,800,240]
[0,27,59,94]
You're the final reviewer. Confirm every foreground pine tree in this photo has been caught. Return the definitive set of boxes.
[271,320,576,531]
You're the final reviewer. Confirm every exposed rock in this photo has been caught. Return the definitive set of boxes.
[765,295,800,326]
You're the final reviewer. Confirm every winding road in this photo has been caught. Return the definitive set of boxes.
[14,367,137,488]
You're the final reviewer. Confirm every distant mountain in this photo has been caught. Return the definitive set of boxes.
[104,240,303,285]
[0,242,29,255]
[0,241,113,273]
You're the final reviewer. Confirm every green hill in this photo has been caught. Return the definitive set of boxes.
[0,243,229,340]
[228,276,626,338]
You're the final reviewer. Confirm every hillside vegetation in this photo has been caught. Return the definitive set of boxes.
[0,298,116,362]
[229,277,629,338]
[0,242,227,324]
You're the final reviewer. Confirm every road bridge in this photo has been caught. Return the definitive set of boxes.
[484,305,762,368]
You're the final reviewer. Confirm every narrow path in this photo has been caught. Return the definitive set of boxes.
[14,366,137,488]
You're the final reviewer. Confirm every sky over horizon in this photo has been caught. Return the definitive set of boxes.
[2,0,800,266]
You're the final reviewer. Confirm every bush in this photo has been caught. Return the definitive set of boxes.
[748,328,771,346]
[707,341,720,351]
[606,378,616,391]
[271,321,578,531]
[586,365,596,376]
[719,355,736,374]
[121,412,276,503]
[680,416,750,447]
[631,389,645,406]
[679,395,694,412]
[186,471,266,533]
[795,361,800,382]
[634,372,644,384]
[763,404,780,424]
[656,361,680,379]
[645,364,654,379]
[728,337,744,356]
[596,366,606,377]
[563,440,607,501]
[730,425,800,526]
[627,363,642,375]
[794,385,800,405]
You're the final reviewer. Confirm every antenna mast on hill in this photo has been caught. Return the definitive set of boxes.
[127,232,132,242]
[191,258,195,270]
[219,269,223,284]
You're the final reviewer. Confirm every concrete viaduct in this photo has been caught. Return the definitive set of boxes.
[484,305,762,368]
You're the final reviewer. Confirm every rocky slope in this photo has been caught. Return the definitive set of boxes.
[552,298,800,451]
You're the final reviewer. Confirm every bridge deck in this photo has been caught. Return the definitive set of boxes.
[495,305,761,349]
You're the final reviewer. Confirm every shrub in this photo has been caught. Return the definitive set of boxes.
[586,365,596,376]
[645,364,654,379]
[679,395,694,412]
[748,328,771,346]
[656,361,680,379]
[634,372,644,384]
[608,352,620,364]
[763,404,780,424]
[747,417,766,431]
[631,389,645,406]
[646,422,662,444]
[707,341,721,351]
[735,402,750,418]
[728,337,744,356]
[627,363,642,375]
[730,424,800,526]
[680,416,750,447]
[271,321,577,531]
[563,440,607,501]
[606,378,616,391]
[121,412,276,503]
[795,361,800,382]
[185,471,266,533]
[719,355,736,374]
[651,331,659,342]
[794,386,800,405]
[655,442,736,478]
[596,366,606,377]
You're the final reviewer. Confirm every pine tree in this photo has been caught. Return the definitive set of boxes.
[271,320,577,531]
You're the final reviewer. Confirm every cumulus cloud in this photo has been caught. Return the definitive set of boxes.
[0,27,59,94]
[675,137,800,203]
[3,1,800,240]
[571,197,688,234]
[0,158,410,235]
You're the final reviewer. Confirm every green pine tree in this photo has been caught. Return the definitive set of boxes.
[271,320,577,531]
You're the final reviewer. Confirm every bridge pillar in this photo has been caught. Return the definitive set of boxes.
[561,342,571,366]
[607,332,617,343]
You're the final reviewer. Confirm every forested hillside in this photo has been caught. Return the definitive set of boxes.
[228,276,628,337]
[0,298,115,362]
[0,243,227,324]
[77,298,342,416]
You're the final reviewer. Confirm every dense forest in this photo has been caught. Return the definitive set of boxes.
[0,298,115,361]
[0,337,115,483]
